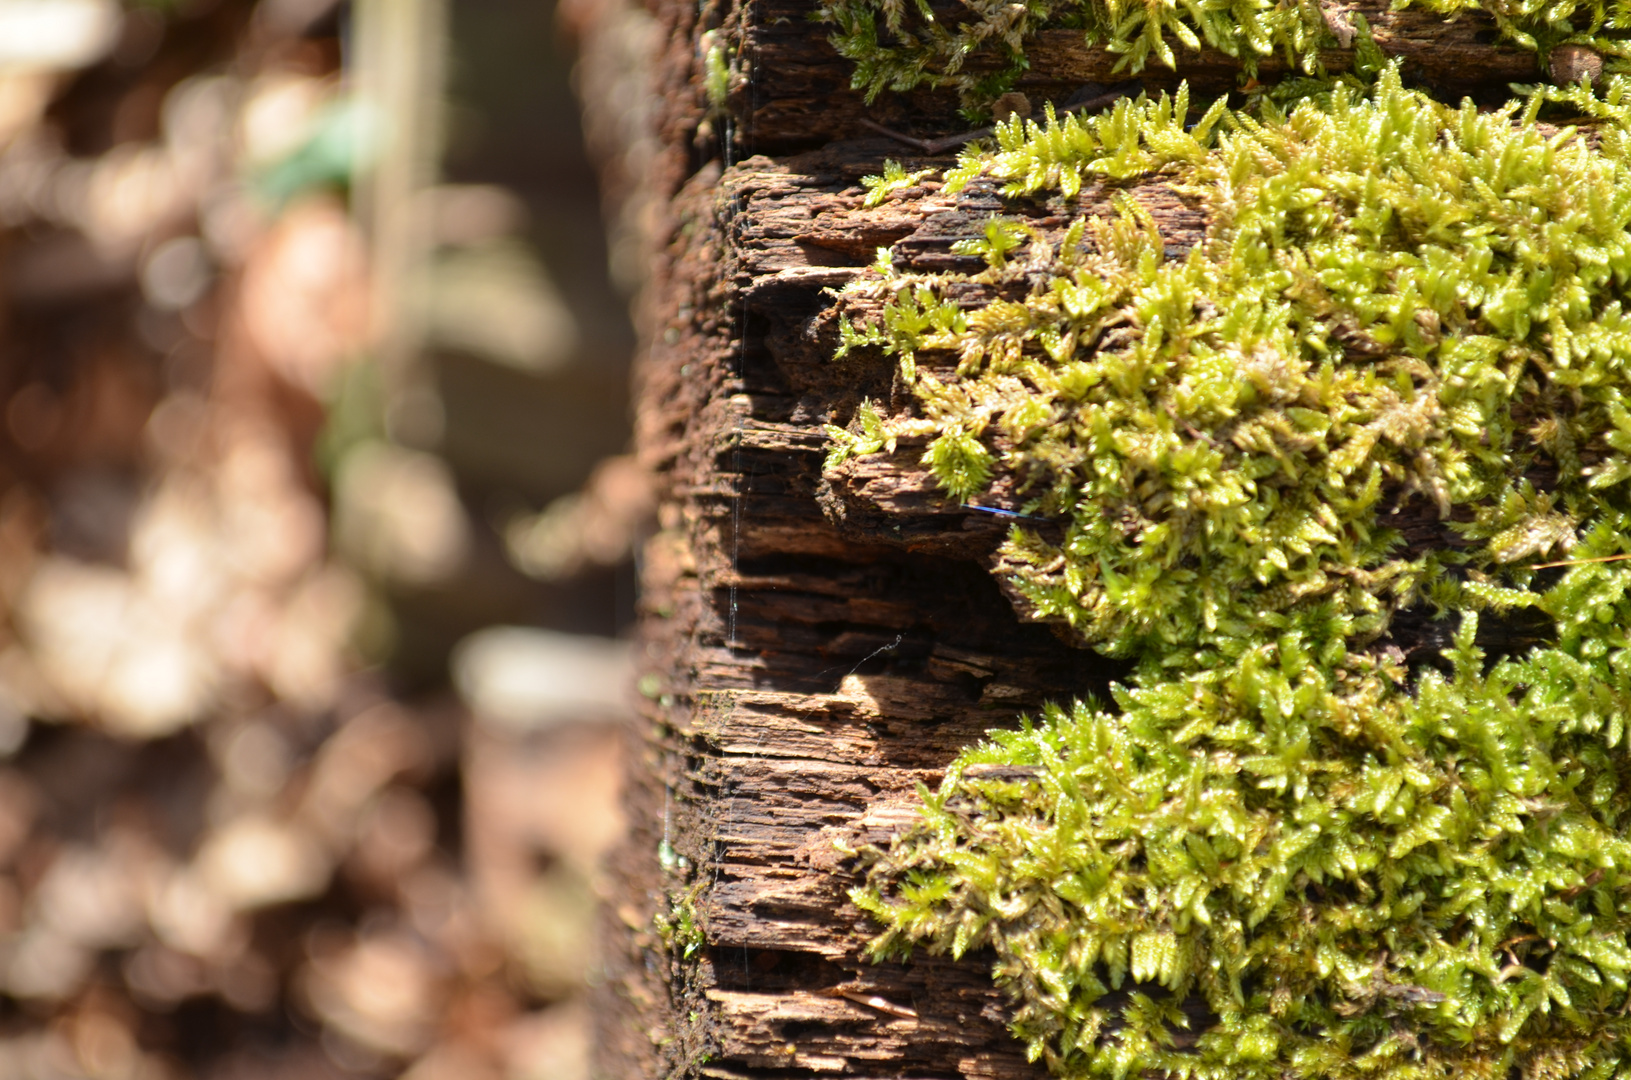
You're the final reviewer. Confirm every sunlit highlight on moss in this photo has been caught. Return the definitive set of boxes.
[836,69,1631,1080]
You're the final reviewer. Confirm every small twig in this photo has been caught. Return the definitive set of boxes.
[1525,552,1631,570]
[1559,868,1606,900]
[920,124,996,156]
[1180,419,1220,448]
[962,763,1042,780]
[860,84,1142,157]
[857,118,934,153]
[822,988,919,1020]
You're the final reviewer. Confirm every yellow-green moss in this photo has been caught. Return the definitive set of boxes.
[656,880,708,960]
[816,0,1621,110]
[861,159,938,207]
[836,69,1631,1080]
[836,70,1631,668]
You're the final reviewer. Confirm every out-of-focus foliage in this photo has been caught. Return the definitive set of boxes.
[0,2,631,1078]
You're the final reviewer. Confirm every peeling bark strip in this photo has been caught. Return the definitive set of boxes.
[585,0,1577,1074]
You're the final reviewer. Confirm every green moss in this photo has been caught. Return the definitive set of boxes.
[824,398,894,467]
[815,0,1621,111]
[855,592,1631,1079]
[836,69,1631,1080]
[703,30,733,113]
[657,880,708,960]
[842,70,1631,666]
[861,159,938,207]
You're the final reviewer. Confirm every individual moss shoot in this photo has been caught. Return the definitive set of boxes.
[832,68,1631,1080]
[816,0,1627,110]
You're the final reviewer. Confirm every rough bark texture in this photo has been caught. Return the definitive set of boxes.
[608,145,1132,1080]
[584,2,1552,1076]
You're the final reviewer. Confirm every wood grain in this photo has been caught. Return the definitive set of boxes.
[729,0,1542,153]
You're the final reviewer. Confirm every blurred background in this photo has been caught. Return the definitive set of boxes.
[0,0,652,1076]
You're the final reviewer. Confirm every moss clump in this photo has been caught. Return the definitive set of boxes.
[856,595,1631,1079]
[815,0,1624,109]
[861,159,938,207]
[838,69,1631,1080]
[657,882,708,960]
[837,71,1631,665]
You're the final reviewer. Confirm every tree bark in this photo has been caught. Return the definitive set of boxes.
[583,1,1553,1075]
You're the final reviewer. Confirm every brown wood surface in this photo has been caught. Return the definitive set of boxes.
[601,144,1129,1080]
[585,0,1566,1075]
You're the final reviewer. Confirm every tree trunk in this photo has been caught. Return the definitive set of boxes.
[582,1,1557,1075]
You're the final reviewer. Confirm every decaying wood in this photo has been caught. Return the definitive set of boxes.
[592,141,1130,1078]
[587,0,1566,1074]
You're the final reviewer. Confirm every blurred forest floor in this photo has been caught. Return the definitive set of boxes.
[0,0,648,1077]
